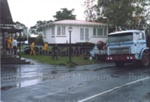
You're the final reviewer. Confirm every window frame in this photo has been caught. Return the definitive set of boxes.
[85,28,89,40]
[62,26,66,35]
[97,28,103,36]
[80,28,84,40]
[93,28,97,36]
[57,26,61,35]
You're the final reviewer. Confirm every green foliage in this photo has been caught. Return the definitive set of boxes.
[53,8,76,21]
[98,0,147,26]
[84,0,150,28]
[35,34,44,45]
[84,0,97,21]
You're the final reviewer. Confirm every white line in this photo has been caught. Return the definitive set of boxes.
[78,77,150,102]
[34,90,65,99]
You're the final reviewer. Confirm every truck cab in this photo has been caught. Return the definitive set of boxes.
[106,30,149,67]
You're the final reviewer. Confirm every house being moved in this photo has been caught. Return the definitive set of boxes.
[38,20,108,44]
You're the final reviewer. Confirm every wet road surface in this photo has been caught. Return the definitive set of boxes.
[1,60,150,102]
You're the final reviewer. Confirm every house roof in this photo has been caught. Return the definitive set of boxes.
[54,20,106,26]
[0,0,23,34]
[1,28,23,33]
[38,20,108,30]
[0,0,13,24]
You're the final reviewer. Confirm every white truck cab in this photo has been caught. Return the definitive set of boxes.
[106,30,149,67]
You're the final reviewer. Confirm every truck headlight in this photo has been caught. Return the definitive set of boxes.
[107,57,110,60]
[110,57,112,60]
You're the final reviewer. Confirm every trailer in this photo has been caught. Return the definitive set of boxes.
[106,30,150,68]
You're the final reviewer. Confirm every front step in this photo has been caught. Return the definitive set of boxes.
[1,55,30,64]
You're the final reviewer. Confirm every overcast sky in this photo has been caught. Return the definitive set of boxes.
[8,0,86,28]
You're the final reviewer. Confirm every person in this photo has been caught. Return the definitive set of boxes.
[12,38,18,56]
[39,47,43,55]
[7,36,13,55]
[5,37,9,54]
[43,42,49,55]
[52,44,59,60]
[30,41,36,55]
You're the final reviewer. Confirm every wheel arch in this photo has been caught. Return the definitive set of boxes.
[139,48,149,59]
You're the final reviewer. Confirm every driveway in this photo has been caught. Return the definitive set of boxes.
[1,60,150,102]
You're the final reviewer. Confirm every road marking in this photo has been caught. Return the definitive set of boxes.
[34,84,82,99]
[78,77,150,102]
[34,90,65,99]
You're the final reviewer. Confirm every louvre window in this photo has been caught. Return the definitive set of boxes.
[85,28,89,40]
[80,28,84,40]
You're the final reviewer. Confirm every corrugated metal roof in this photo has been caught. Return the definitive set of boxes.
[54,20,106,26]
[39,20,108,29]
[0,0,13,24]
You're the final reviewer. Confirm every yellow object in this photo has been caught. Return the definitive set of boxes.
[11,38,14,48]
[43,43,49,51]
[30,42,35,55]
[7,37,13,48]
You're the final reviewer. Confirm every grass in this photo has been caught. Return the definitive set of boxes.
[21,52,96,67]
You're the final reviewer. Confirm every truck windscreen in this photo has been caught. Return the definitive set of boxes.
[108,32,133,43]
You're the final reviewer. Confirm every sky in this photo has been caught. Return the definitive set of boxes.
[8,0,86,28]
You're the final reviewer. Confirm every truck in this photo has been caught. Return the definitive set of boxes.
[106,30,150,68]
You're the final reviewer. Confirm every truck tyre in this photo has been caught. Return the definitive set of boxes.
[141,52,149,67]
[114,62,124,68]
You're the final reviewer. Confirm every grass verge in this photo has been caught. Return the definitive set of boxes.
[21,52,96,67]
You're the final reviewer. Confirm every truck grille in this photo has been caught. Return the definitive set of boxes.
[110,47,130,55]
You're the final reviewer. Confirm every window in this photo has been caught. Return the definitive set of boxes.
[57,26,66,36]
[93,28,96,36]
[134,33,140,40]
[52,27,55,35]
[98,28,103,36]
[80,28,84,40]
[62,26,65,35]
[57,26,61,35]
[141,32,145,40]
[109,33,133,43]
[85,28,89,40]
[103,26,107,36]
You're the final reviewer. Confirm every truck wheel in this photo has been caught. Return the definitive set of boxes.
[141,53,149,67]
[114,62,124,68]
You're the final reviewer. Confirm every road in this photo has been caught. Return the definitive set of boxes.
[1,60,150,102]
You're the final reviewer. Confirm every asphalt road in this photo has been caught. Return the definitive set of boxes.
[1,60,150,102]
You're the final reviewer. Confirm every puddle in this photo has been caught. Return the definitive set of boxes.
[1,85,16,91]
[1,79,41,91]
[51,71,58,74]
[17,79,40,87]
[111,74,120,78]
[144,71,150,75]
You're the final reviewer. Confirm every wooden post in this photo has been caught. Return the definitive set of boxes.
[19,32,21,58]
[2,32,6,56]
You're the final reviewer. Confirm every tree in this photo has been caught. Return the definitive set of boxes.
[53,8,76,21]
[36,20,52,26]
[84,0,150,29]
[35,34,44,45]
[84,0,97,21]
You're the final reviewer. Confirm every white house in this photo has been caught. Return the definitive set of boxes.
[39,20,108,44]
